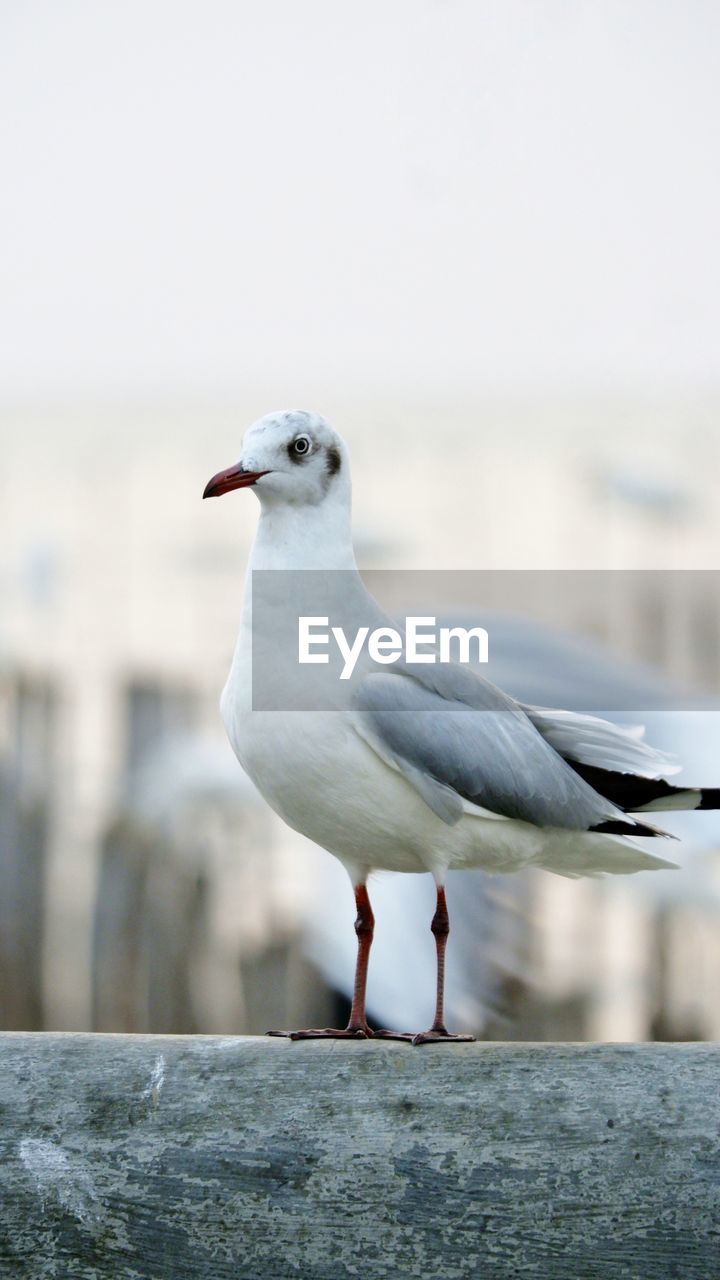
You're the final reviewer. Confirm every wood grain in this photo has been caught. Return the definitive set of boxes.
[0,1035,718,1278]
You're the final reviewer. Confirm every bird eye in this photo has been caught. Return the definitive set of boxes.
[292,435,311,456]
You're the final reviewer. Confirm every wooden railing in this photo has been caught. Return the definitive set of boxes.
[1,1035,717,1278]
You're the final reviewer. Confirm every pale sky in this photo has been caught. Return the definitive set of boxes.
[1,0,719,404]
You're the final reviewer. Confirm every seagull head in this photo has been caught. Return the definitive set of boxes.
[203,410,348,508]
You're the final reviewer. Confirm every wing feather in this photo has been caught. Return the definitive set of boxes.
[522,705,681,778]
[353,665,630,832]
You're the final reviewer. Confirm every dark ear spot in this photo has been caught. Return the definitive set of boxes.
[326,445,342,477]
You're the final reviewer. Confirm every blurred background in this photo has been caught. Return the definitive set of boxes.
[2,0,720,1041]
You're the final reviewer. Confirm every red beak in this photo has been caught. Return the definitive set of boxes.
[203,464,270,499]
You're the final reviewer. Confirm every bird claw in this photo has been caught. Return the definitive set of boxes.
[266,1027,371,1040]
[411,1030,476,1046]
[374,1028,476,1045]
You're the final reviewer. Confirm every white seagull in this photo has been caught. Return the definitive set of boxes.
[204,410,719,1044]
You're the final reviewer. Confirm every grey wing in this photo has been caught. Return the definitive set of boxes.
[521,705,681,778]
[352,663,627,831]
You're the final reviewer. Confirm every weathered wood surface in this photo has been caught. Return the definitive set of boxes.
[0,1036,718,1279]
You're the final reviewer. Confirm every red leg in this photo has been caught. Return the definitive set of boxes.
[345,883,374,1034]
[376,883,475,1045]
[412,885,474,1044]
[267,883,375,1040]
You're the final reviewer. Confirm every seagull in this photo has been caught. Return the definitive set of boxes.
[204,410,720,1044]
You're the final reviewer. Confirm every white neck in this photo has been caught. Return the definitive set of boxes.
[225,488,361,708]
[249,488,357,572]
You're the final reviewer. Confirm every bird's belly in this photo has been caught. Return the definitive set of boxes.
[221,701,549,879]
[223,705,453,875]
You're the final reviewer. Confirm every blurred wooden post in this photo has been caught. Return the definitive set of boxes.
[0,1036,717,1278]
[92,819,206,1033]
[0,678,55,1030]
[0,774,47,1028]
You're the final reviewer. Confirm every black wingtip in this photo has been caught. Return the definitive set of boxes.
[590,817,674,839]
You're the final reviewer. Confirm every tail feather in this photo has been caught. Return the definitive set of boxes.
[569,762,720,815]
[536,830,679,877]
